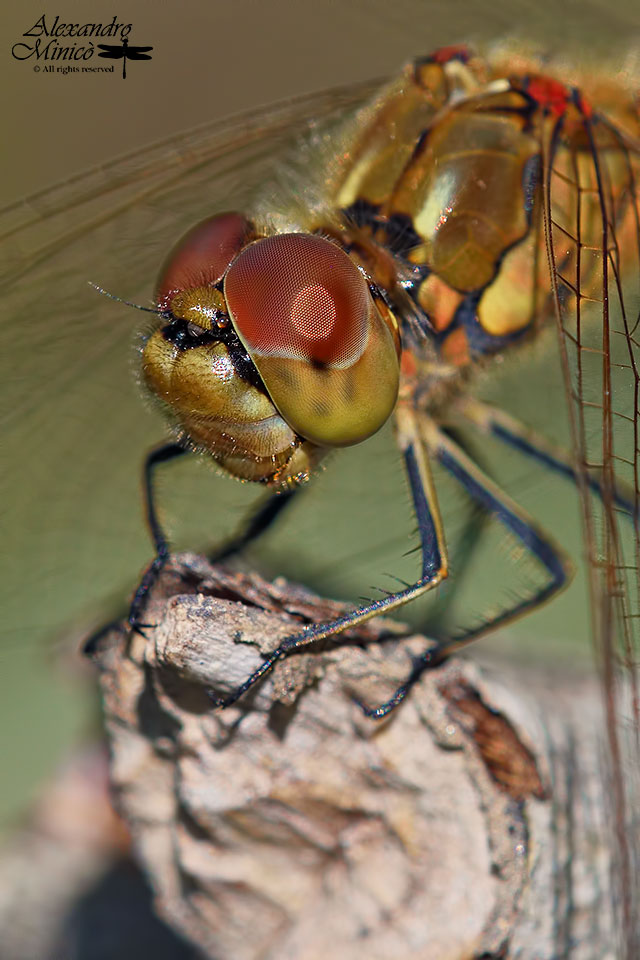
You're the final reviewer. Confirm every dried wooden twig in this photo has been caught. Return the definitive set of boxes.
[90,553,615,960]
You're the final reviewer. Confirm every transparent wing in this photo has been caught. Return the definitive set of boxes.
[0,79,384,284]
[544,100,640,956]
[0,79,379,656]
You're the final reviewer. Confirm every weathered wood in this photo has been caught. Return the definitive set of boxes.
[90,553,616,960]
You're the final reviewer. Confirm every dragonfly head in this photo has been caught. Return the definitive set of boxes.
[141,213,401,484]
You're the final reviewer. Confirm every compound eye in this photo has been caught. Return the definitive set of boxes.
[224,233,400,448]
[224,233,370,368]
[156,212,252,310]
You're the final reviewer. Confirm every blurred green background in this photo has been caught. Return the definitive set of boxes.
[2,0,640,834]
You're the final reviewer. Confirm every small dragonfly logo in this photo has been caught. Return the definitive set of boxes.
[97,36,153,79]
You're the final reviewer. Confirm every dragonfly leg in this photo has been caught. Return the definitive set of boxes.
[211,404,449,709]
[458,398,637,517]
[131,446,300,626]
[209,487,299,563]
[128,441,189,629]
[85,441,189,656]
[361,420,572,718]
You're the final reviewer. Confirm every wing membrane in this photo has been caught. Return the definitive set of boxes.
[0,79,380,286]
[544,98,640,955]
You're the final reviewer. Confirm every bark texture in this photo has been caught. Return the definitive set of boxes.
[90,553,616,960]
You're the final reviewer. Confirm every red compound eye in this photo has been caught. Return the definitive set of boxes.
[224,233,371,368]
[156,212,252,310]
[223,233,400,449]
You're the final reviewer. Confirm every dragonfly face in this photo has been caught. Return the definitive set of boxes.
[142,216,401,483]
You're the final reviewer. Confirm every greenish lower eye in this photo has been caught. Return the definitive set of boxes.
[224,233,401,447]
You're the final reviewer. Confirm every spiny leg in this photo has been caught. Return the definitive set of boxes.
[209,487,299,564]
[85,441,189,656]
[458,398,638,517]
[418,425,493,637]
[131,447,300,625]
[211,404,449,709]
[128,441,189,628]
[360,419,572,719]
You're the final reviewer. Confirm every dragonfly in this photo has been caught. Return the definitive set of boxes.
[1,43,638,953]
[96,36,154,80]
